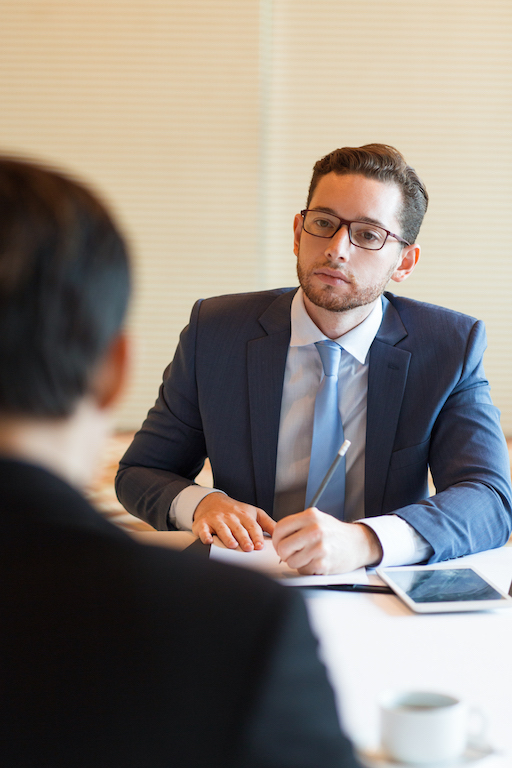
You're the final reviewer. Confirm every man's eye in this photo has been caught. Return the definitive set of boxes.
[360,229,380,242]
[313,218,335,230]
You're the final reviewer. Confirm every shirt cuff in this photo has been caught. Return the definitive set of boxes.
[357,515,434,567]
[169,486,226,531]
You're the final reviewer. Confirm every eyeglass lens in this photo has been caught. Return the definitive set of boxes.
[303,211,388,250]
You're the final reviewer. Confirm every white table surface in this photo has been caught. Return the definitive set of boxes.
[132,531,512,766]
[305,546,512,766]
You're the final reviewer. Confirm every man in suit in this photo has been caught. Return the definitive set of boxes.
[0,156,359,767]
[116,143,512,575]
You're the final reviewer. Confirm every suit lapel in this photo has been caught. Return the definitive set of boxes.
[365,296,411,516]
[247,290,296,515]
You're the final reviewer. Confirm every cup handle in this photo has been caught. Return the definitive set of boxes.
[467,705,488,748]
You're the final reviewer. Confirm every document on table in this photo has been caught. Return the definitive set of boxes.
[209,537,368,586]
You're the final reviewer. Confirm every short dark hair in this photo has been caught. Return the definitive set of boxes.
[0,156,130,417]
[307,143,429,244]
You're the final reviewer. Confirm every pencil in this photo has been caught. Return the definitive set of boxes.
[309,439,351,509]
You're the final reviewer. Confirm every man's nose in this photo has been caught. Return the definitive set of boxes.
[325,224,351,260]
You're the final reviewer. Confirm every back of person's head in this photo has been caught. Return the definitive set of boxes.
[307,143,429,245]
[0,157,130,418]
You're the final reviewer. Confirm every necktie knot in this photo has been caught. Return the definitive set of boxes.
[315,340,342,378]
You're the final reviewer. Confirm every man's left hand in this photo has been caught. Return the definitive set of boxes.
[272,508,383,575]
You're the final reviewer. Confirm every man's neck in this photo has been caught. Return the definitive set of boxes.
[302,294,379,339]
[0,398,109,490]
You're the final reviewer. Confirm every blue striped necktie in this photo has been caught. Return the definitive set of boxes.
[305,340,346,518]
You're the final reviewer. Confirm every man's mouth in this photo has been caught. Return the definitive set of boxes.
[313,268,351,286]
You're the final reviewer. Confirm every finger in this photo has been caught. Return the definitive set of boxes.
[225,517,259,552]
[194,520,214,545]
[213,520,240,550]
[273,530,307,564]
[297,558,325,575]
[241,516,267,550]
[272,512,308,549]
[276,516,326,562]
[256,509,276,537]
[283,540,310,568]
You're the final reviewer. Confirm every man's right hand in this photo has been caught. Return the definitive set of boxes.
[192,493,275,552]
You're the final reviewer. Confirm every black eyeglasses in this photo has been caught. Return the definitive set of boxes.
[300,209,410,251]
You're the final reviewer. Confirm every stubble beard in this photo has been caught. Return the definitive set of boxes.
[296,256,398,314]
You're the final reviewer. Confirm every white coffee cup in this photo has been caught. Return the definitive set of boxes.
[380,690,482,765]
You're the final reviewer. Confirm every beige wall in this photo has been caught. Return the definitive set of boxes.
[1,1,511,432]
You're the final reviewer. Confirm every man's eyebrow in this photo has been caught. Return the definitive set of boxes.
[310,206,387,229]
[357,215,388,229]
[309,206,340,216]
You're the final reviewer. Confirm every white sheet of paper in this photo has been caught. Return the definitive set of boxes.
[209,537,368,586]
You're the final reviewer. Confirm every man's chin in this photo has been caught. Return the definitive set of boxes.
[301,283,375,314]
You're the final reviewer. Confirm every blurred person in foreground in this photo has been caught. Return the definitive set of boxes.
[117,144,512,574]
[0,156,359,768]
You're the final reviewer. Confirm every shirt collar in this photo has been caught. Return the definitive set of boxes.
[290,287,383,365]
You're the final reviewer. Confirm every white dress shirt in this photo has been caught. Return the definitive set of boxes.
[170,289,433,567]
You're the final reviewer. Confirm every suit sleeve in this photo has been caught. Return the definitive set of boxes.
[115,300,207,530]
[239,589,361,768]
[393,319,512,562]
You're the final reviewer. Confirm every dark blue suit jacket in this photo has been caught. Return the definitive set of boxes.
[117,288,512,562]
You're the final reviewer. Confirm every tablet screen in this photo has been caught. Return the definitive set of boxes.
[385,568,503,603]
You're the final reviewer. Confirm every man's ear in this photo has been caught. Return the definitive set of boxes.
[89,332,130,410]
[293,213,303,256]
[390,243,421,283]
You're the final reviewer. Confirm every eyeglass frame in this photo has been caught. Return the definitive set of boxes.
[300,209,411,251]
